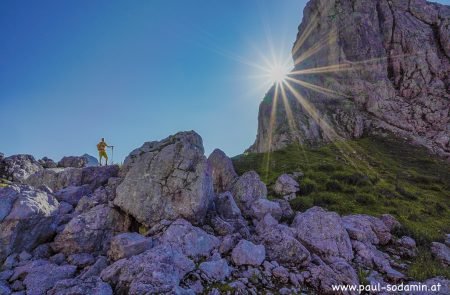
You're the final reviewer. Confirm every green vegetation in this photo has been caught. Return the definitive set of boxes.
[0,178,10,188]
[233,135,450,279]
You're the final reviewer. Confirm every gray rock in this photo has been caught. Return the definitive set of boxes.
[54,185,91,206]
[10,259,77,295]
[32,243,52,259]
[306,255,359,294]
[114,131,214,228]
[272,266,290,283]
[25,165,118,193]
[259,221,310,266]
[273,174,300,196]
[82,154,99,167]
[431,242,450,266]
[78,256,108,280]
[47,277,112,295]
[389,236,418,258]
[380,214,401,232]
[108,232,153,261]
[351,239,405,281]
[67,253,95,268]
[199,258,231,281]
[208,149,238,193]
[273,199,295,220]
[342,214,392,245]
[49,253,66,265]
[214,192,242,220]
[0,185,59,261]
[38,157,57,169]
[230,171,267,217]
[231,240,265,266]
[58,156,87,168]
[292,207,353,262]
[249,198,283,221]
[100,244,195,294]
[25,168,82,192]
[160,219,220,260]
[0,281,11,295]
[52,204,130,255]
[2,155,42,183]
[445,234,450,247]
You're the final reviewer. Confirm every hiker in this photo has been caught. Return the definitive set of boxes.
[97,138,111,166]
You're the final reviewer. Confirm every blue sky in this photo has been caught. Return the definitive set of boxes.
[1,0,449,162]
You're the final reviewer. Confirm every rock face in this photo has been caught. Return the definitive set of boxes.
[249,0,450,161]
[0,185,59,261]
[107,233,153,261]
[2,155,42,182]
[230,171,268,217]
[100,244,195,294]
[231,240,266,266]
[52,204,130,255]
[114,131,214,228]
[208,149,238,193]
[292,207,353,262]
[431,242,450,266]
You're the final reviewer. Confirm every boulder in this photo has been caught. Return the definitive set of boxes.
[54,185,91,206]
[431,242,450,266]
[380,214,401,232]
[80,165,119,191]
[52,204,130,255]
[160,219,220,260]
[199,258,231,281]
[2,155,42,183]
[67,253,95,268]
[58,156,87,168]
[342,214,392,245]
[351,240,405,281]
[259,221,310,266]
[231,240,265,266]
[388,236,418,258]
[230,171,267,217]
[10,259,77,295]
[306,255,359,294]
[207,149,238,193]
[25,168,82,192]
[273,174,300,196]
[38,157,57,169]
[108,233,153,261]
[292,207,353,262]
[47,277,113,295]
[82,154,99,167]
[273,199,295,220]
[214,192,242,220]
[0,281,11,295]
[25,165,118,193]
[0,185,59,261]
[249,199,283,221]
[100,244,195,294]
[114,131,214,228]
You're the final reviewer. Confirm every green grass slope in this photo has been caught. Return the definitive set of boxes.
[233,135,450,280]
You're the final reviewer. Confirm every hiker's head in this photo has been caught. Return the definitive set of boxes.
[101,138,105,142]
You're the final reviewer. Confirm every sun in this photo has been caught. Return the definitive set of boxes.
[269,63,290,84]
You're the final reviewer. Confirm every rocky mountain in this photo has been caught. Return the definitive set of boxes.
[249,0,450,161]
[0,131,449,294]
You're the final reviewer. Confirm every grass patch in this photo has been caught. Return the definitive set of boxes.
[233,135,450,279]
[407,247,450,280]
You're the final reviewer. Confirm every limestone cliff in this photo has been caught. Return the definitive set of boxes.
[249,0,450,160]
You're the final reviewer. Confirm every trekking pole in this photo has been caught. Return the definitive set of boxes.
[110,146,114,165]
